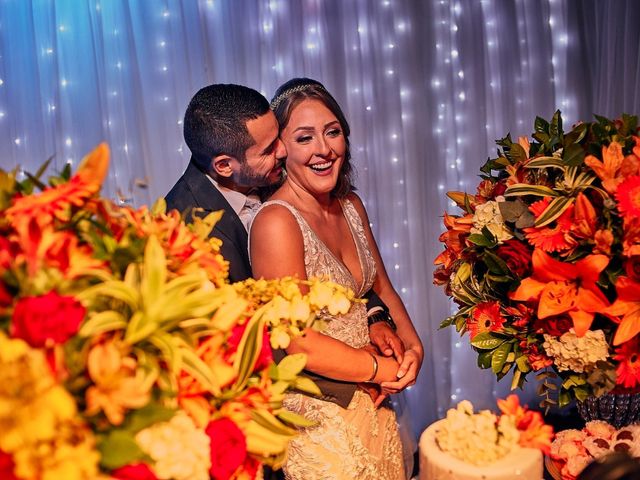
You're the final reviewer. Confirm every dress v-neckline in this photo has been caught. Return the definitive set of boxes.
[296,199,366,294]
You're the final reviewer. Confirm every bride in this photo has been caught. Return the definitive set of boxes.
[250,78,423,480]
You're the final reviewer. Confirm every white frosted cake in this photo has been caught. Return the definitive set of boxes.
[419,419,543,480]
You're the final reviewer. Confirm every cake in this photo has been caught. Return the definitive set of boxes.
[418,396,551,480]
[419,419,543,480]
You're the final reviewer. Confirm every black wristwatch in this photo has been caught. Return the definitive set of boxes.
[367,309,397,331]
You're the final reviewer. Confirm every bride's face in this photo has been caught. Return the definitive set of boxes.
[279,98,346,197]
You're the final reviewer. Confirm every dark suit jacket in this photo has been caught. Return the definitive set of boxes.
[165,160,252,283]
[165,159,386,408]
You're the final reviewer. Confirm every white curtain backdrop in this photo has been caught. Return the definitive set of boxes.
[1,0,639,437]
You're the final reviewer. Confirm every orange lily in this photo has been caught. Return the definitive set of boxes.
[603,276,640,345]
[510,249,610,336]
[571,193,597,239]
[584,141,625,194]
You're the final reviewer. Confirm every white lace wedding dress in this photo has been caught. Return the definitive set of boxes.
[256,198,406,480]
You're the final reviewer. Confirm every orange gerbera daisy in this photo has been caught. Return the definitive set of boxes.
[524,197,577,253]
[615,175,640,220]
[613,337,640,389]
[467,301,505,339]
[510,249,610,336]
[6,144,109,231]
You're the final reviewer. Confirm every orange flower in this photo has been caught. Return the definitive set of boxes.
[584,141,625,194]
[85,340,155,425]
[510,249,610,336]
[6,144,109,232]
[466,301,505,339]
[498,394,553,454]
[571,193,597,240]
[615,175,640,220]
[602,276,640,345]
[524,197,577,253]
[622,217,640,257]
[516,410,554,454]
[594,229,614,255]
[497,394,526,417]
[613,337,640,388]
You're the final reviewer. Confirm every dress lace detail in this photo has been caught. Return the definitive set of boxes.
[254,199,406,480]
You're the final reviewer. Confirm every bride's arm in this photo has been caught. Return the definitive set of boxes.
[250,204,399,383]
[347,193,424,391]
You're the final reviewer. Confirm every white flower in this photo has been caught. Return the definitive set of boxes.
[471,200,513,243]
[136,412,211,480]
[435,401,518,466]
[542,329,609,373]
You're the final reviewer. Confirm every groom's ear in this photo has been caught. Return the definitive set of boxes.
[211,154,235,178]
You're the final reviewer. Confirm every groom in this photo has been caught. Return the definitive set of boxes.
[166,82,404,395]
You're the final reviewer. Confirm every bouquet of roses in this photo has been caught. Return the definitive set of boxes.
[434,111,640,407]
[0,144,356,480]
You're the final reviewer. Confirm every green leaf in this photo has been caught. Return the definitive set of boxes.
[470,332,506,350]
[510,368,523,390]
[515,354,531,373]
[141,235,167,311]
[277,353,308,381]
[574,386,590,402]
[491,342,512,374]
[526,156,566,169]
[563,143,585,167]
[277,410,316,428]
[97,430,147,470]
[293,376,321,396]
[467,234,496,248]
[477,350,492,369]
[439,316,455,329]
[483,251,510,275]
[79,310,127,337]
[550,110,563,137]
[504,184,558,197]
[124,403,176,433]
[534,116,550,134]
[534,196,574,227]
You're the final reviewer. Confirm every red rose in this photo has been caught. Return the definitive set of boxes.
[0,450,18,480]
[0,282,12,308]
[11,291,85,348]
[206,417,247,480]
[227,324,273,372]
[111,464,157,480]
[496,239,532,278]
[625,256,640,282]
[532,315,573,337]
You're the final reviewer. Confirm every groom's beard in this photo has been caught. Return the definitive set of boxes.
[236,160,284,188]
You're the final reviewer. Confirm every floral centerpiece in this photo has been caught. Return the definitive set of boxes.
[434,112,640,408]
[435,394,553,465]
[0,144,356,480]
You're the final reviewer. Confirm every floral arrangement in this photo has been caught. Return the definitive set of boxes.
[434,112,640,407]
[0,144,356,480]
[550,420,640,479]
[434,395,553,465]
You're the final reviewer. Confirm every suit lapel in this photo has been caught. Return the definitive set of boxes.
[182,162,252,279]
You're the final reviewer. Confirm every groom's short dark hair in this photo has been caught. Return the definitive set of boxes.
[183,84,270,170]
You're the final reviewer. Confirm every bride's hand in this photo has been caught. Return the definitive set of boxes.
[379,347,422,394]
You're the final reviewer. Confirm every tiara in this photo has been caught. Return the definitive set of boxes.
[270,83,326,110]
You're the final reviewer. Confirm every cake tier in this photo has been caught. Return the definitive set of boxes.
[419,419,543,480]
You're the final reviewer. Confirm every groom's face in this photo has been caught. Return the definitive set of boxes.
[232,111,285,189]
